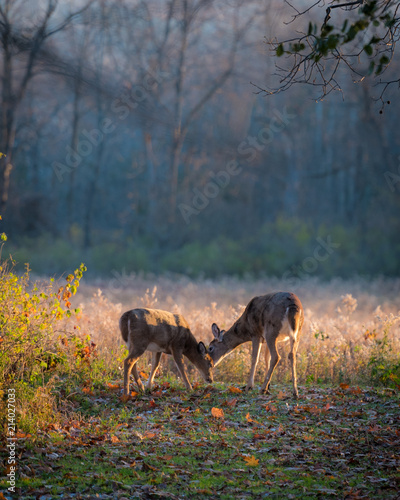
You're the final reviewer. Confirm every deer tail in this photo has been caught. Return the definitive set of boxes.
[286,305,302,334]
[119,312,130,344]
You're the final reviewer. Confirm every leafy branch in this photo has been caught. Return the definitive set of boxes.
[261,0,400,102]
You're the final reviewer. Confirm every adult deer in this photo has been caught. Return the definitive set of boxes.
[120,308,213,395]
[209,292,303,398]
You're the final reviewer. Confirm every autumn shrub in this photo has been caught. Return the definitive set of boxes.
[367,314,400,388]
[0,258,92,433]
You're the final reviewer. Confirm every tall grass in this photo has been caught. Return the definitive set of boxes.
[78,274,400,389]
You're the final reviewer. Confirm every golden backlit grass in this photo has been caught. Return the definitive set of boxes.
[72,275,400,389]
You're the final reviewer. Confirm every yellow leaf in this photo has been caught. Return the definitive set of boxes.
[211,407,224,419]
[244,455,259,466]
[107,383,120,391]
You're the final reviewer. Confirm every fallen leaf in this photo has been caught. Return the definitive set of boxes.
[277,391,287,400]
[211,407,224,419]
[244,455,259,466]
[229,386,243,394]
[226,398,238,407]
[143,431,157,439]
[143,462,157,471]
[339,383,349,390]
[110,434,119,443]
[120,394,131,403]
[15,432,31,439]
[246,412,257,423]
[107,383,120,391]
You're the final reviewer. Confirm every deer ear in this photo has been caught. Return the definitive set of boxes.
[198,341,206,355]
[212,323,224,342]
[212,323,220,338]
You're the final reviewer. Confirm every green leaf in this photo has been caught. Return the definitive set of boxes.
[380,55,390,65]
[276,43,284,57]
[327,35,338,50]
[368,61,375,75]
[364,44,373,56]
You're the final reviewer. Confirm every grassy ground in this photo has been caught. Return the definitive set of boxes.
[1,273,400,498]
[2,381,399,499]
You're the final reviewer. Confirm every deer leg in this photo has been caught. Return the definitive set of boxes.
[260,339,280,394]
[288,339,299,399]
[147,352,162,390]
[245,338,262,391]
[263,345,272,394]
[124,349,145,394]
[171,350,192,390]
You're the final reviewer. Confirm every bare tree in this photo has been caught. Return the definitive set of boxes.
[0,0,93,214]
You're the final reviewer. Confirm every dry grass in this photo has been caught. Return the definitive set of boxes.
[70,275,400,389]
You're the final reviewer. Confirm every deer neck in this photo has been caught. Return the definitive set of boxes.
[184,334,202,368]
[224,320,251,349]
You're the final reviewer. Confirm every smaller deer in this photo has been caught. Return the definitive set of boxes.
[209,292,303,398]
[120,308,213,395]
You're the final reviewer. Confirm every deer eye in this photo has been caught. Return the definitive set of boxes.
[208,345,214,353]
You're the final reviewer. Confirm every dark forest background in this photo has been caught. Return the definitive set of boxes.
[1,0,400,280]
